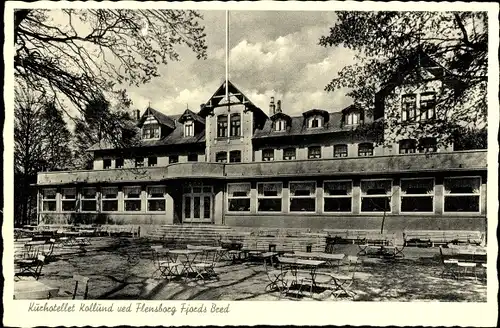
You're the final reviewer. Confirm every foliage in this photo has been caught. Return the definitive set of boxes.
[14,8,207,138]
[73,97,140,169]
[452,126,487,151]
[320,11,487,146]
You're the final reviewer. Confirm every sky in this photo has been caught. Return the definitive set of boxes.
[125,11,357,117]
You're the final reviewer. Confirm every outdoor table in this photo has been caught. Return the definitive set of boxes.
[167,249,203,278]
[278,258,325,297]
[14,280,59,300]
[260,252,278,269]
[286,252,345,271]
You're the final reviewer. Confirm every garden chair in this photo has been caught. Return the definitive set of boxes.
[151,246,180,281]
[16,255,46,280]
[72,275,90,299]
[439,246,459,279]
[330,255,359,298]
[192,249,218,280]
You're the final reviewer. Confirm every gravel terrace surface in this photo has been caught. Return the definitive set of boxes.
[14,237,486,302]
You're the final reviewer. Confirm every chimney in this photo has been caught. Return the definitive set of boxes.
[135,109,140,121]
[276,100,282,113]
[269,97,275,116]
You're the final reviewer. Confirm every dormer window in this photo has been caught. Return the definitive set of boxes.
[184,120,194,137]
[142,114,160,140]
[308,116,322,129]
[275,119,286,132]
[346,112,361,126]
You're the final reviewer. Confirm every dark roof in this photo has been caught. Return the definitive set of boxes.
[253,110,356,139]
[177,108,205,124]
[138,107,175,129]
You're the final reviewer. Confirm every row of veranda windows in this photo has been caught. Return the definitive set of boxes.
[217,114,241,138]
[41,186,167,212]
[103,154,202,168]
[226,177,481,213]
[260,144,373,161]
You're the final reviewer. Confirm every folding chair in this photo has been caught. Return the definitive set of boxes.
[72,275,90,299]
[330,255,358,298]
[16,255,46,280]
[439,246,458,279]
[192,249,218,280]
[151,246,180,280]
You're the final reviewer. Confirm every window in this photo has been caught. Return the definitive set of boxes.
[275,119,286,132]
[358,143,373,156]
[142,123,160,139]
[361,180,392,212]
[399,139,417,154]
[135,157,144,167]
[346,112,360,126]
[290,181,316,212]
[444,177,480,212]
[402,94,417,121]
[257,182,282,212]
[188,154,198,162]
[103,159,112,169]
[262,149,274,161]
[334,144,348,157]
[308,146,321,159]
[41,188,56,212]
[229,150,241,163]
[148,157,157,167]
[308,116,322,128]
[217,115,228,138]
[81,187,97,212]
[324,181,352,212]
[61,188,76,212]
[230,113,241,137]
[419,92,436,120]
[227,183,251,212]
[124,186,142,211]
[283,148,296,160]
[115,158,124,169]
[184,121,194,137]
[216,152,227,163]
[101,187,118,212]
[419,137,437,153]
[169,155,179,164]
[147,186,165,211]
[401,178,434,212]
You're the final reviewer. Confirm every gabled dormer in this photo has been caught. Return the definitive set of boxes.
[270,112,292,132]
[138,107,175,140]
[178,108,205,137]
[302,109,329,129]
[342,105,364,127]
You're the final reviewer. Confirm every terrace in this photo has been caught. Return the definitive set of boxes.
[13,233,487,301]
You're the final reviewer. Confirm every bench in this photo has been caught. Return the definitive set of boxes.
[403,230,484,247]
[356,232,403,257]
[98,225,140,238]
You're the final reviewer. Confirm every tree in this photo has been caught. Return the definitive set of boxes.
[319,11,487,146]
[14,9,207,141]
[73,97,140,169]
[40,101,74,171]
[14,85,46,226]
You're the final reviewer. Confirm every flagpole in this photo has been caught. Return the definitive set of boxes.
[225,10,229,101]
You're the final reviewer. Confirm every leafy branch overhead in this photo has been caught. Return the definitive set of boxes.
[319,11,487,146]
[14,9,208,113]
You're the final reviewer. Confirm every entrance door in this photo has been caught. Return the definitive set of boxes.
[182,185,213,223]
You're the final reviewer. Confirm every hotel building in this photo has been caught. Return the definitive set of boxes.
[36,54,487,234]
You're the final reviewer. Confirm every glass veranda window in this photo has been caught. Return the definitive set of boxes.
[400,178,434,212]
[124,186,142,211]
[147,186,165,211]
[290,182,316,212]
[361,180,392,212]
[101,187,118,212]
[42,188,57,212]
[227,183,251,212]
[81,187,97,212]
[444,177,480,212]
[61,188,77,212]
[257,182,282,212]
[324,181,352,212]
